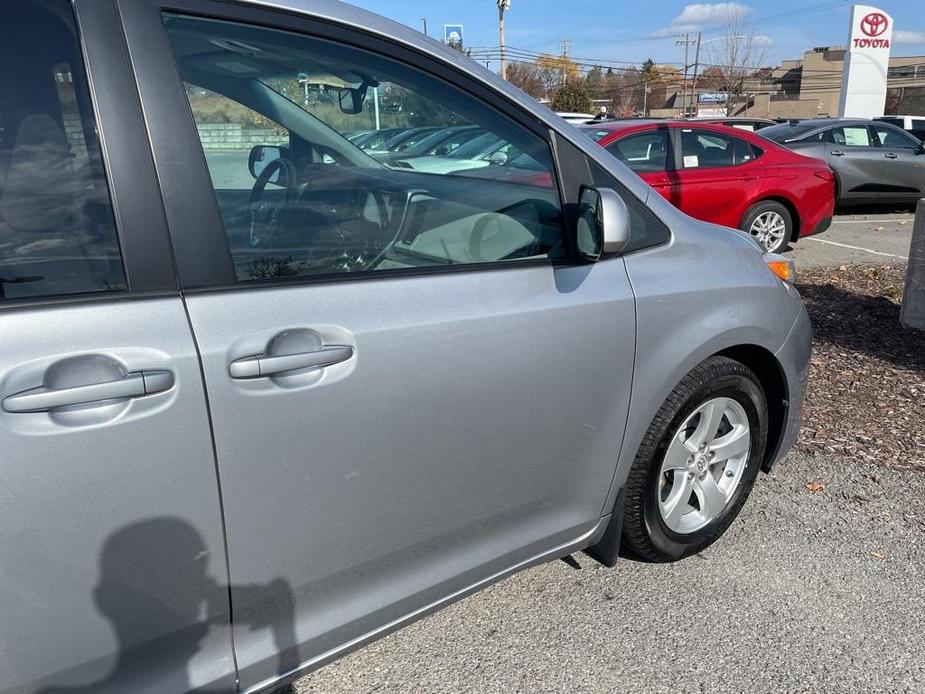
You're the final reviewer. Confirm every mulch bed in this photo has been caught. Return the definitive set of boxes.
[796,264,925,473]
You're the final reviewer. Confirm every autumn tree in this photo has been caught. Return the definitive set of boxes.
[505,61,545,99]
[537,53,581,102]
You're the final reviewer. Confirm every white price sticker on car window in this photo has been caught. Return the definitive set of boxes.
[684,155,699,168]
[843,127,870,147]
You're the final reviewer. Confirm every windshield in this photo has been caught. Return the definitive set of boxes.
[448,132,504,159]
[400,127,484,158]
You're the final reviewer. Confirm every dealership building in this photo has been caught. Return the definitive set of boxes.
[650,47,925,120]
[758,46,925,118]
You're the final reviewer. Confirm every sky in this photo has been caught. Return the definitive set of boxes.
[349,1,925,72]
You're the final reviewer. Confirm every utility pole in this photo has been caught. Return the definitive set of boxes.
[497,0,511,80]
[676,33,696,116]
[689,31,702,118]
[421,18,428,36]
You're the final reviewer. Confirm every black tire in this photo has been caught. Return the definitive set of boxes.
[739,200,793,253]
[622,356,768,562]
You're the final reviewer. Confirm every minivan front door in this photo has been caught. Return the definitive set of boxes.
[142,7,637,689]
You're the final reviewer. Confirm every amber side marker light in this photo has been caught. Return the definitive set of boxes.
[763,253,797,285]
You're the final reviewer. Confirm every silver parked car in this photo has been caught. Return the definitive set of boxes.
[0,0,810,692]
[761,118,925,205]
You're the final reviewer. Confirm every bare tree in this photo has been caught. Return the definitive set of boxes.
[704,8,769,116]
[505,61,545,99]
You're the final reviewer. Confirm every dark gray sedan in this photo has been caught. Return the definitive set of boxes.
[760,118,925,205]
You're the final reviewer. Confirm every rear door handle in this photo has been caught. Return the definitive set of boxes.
[229,346,354,379]
[884,152,899,159]
[2,371,174,413]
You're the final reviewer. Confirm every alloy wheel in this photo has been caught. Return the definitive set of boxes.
[657,397,751,534]
[749,210,787,252]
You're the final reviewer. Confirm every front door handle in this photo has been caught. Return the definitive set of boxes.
[884,152,899,159]
[830,150,845,156]
[229,346,354,379]
[2,371,174,414]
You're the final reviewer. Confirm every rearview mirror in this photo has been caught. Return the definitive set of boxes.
[576,187,631,260]
[338,84,370,115]
[248,145,283,182]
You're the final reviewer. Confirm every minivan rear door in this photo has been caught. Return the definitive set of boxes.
[0,2,235,691]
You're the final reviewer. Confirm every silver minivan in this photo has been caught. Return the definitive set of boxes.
[0,1,810,692]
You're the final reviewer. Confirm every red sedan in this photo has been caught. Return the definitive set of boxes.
[583,120,835,253]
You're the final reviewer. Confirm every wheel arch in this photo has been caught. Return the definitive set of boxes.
[715,344,789,472]
[586,342,791,567]
[748,195,802,242]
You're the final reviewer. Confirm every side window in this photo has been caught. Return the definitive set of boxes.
[605,130,669,173]
[589,161,669,253]
[163,14,563,282]
[872,125,920,149]
[679,129,745,169]
[825,126,872,147]
[0,0,125,301]
[186,87,290,191]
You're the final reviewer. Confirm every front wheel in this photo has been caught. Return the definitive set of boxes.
[622,356,768,562]
[740,201,792,253]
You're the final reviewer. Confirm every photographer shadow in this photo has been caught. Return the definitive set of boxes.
[40,517,298,694]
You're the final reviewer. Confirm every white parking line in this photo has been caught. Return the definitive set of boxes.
[807,237,909,260]
[831,218,912,224]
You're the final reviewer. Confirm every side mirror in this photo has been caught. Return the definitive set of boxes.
[248,145,283,182]
[487,150,509,166]
[576,187,631,261]
[338,85,369,115]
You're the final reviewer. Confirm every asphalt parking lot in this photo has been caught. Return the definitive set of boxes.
[789,205,917,268]
[298,208,925,694]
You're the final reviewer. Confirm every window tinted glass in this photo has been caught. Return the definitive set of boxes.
[164,14,562,281]
[759,122,820,143]
[605,130,669,173]
[0,0,125,301]
[826,126,872,147]
[680,129,756,169]
[872,124,920,149]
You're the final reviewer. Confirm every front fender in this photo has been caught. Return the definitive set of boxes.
[598,213,804,514]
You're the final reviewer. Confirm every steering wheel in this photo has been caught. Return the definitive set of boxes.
[248,157,298,248]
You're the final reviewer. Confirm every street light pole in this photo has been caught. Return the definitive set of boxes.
[497,0,511,80]
[421,18,428,36]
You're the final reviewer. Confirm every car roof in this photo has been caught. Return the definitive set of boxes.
[578,119,669,132]
[580,119,761,133]
[761,117,903,143]
[687,116,776,124]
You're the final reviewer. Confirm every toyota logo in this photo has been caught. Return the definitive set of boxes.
[860,12,889,37]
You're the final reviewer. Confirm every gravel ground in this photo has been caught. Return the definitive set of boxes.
[797,264,925,471]
[298,452,925,694]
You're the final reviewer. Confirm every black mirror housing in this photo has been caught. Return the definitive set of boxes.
[338,85,369,115]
